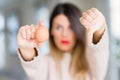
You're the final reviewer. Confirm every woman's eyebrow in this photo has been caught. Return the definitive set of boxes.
[54,22,63,27]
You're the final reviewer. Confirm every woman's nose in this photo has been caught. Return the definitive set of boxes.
[62,29,68,37]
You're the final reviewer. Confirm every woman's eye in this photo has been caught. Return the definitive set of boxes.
[56,26,62,30]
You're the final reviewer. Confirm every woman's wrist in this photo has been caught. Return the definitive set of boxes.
[92,24,106,44]
[18,47,38,61]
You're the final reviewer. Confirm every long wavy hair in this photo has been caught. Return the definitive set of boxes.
[49,3,88,80]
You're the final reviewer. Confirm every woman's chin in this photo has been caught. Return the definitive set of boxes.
[59,47,72,53]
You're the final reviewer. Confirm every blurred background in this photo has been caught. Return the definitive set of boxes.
[0,0,120,80]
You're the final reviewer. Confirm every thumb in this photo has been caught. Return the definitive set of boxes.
[37,20,44,28]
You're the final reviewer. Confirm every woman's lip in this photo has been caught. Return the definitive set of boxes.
[61,40,70,44]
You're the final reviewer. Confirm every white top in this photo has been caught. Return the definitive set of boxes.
[18,30,109,80]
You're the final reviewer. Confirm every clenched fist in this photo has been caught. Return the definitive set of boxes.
[80,8,106,44]
[17,21,48,49]
[17,21,49,61]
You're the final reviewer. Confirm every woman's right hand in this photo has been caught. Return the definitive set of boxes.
[17,21,46,61]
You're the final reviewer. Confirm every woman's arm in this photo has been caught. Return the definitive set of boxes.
[17,47,49,80]
[17,21,49,80]
[80,8,109,80]
[86,26,109,80]
[18,47,38,61]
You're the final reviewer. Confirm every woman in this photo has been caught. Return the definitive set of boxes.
[17,3,109,80]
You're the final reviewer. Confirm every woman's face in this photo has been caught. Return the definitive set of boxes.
[51,14,76,52]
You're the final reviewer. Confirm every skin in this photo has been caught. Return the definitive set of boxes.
[17,8,106,61]
[51,14,76,52]
[80,8,106,44]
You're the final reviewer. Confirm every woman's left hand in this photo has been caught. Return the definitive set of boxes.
[80,8,106,44]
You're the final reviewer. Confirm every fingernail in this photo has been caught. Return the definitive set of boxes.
[41,22,44,26]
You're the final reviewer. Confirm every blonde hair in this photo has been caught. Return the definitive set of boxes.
[49,39,88,80]
[49,3,89,80]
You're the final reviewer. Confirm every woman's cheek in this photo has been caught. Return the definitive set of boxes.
[52,31,61,43]
[70,33,76,46]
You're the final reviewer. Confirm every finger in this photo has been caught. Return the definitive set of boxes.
[80,17,89,29]
[87,10,96,19]
[37,20,45,28]
[30,24,36,39]
[20,26,26,39]
[82,12,93,22]
[39,20,44,26]
[91,8,101,16]
[25,25,32,40]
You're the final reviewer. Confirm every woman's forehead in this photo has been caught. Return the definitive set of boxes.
[53,14,70,27]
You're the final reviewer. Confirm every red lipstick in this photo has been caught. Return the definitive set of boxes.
[61,40,69,44]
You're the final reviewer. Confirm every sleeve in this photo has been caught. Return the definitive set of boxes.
[86,26,109,80]
[17,47,49,80]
